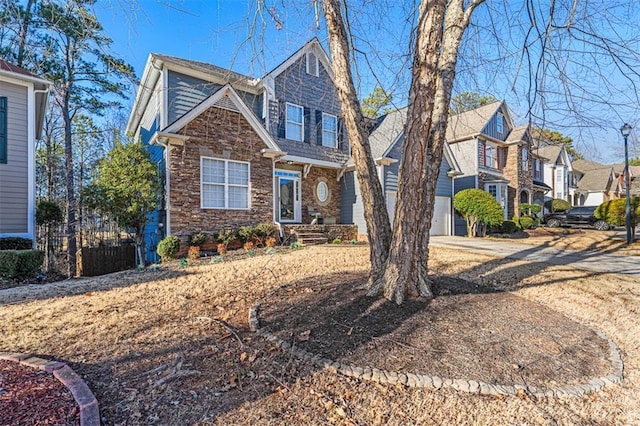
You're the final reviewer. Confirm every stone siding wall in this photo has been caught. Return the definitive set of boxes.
[503,142,533,218]
[169,107,273,242]
[301,167,341,224]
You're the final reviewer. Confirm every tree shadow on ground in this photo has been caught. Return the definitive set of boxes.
[0,267,187,306]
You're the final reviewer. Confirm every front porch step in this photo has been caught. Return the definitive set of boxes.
[295,231,328,245]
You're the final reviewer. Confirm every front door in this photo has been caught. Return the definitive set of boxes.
[275,170,301,222]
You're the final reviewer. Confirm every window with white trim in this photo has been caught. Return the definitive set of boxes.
[485,143,498,169]
[201,157,250,209]
[487,184,498,198]
[496,113,504,134]
[522,148,529,171]
[286,103,303,142]
[322,113,337,148]
[306,52,319,77]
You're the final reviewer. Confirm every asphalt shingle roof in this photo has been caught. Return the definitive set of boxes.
[576,168,615,191]
[368,108,407,159]
[445,101,502,141]
[152,54,257,85]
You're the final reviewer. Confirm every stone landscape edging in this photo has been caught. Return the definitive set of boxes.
[0,352,100,426]
[248,303,624,398]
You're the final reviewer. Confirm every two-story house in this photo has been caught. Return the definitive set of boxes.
[447,101,533,235]
[572,159,622,206]
[0,60,50,244]
[340,108,463,238]
[126,39,351,260]
[533,143,574,210]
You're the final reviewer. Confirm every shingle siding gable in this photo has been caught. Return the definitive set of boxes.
[273,56,349,163]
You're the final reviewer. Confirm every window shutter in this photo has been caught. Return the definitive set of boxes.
[303,107,311,143]
[479,140,485,167]
[0,97,6,164]
[277,101,285,139]
[337,117,345,152]
[315,110,323,146]
[499,147,506,169]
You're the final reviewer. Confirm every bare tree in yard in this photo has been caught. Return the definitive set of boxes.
[324,0,483,303]
[321,0,640,304]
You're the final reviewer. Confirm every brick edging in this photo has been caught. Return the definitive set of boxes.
[0,352,100,426]
[249,303,624,397]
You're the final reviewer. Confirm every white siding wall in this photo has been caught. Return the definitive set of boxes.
[0,81,29,234]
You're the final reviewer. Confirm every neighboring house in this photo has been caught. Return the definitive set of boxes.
[340,108,463,238]
[447,101,534,235]
[0,60,50,243]
[126,39,350,260]
[532,142,574,209]
[612,163,640,198]
[572,159,623,206]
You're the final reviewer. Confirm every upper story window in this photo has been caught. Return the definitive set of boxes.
[0,97,7,164]
[306,52,319,77]
[521,148,529,171]
[534,159,542,180]
[201,157,250,210]
[556,167,563,184]
[322,113,337,148]
[485,143,498,169]
[286,103,303,142]
[496,113,504,134]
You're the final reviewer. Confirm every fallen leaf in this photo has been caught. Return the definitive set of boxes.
[346,327,353,336]
[298,330,311,341]
[85,292,92,296]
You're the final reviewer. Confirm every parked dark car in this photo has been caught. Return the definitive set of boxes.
[544,206,611,230]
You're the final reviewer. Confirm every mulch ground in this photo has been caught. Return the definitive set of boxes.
[0,360,79,426]
[260,272,611,389]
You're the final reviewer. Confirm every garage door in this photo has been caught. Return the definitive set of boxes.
[431,196,451,236]
[385,192,451,236]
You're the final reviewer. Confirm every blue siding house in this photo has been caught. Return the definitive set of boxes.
[127,39,352,259]
[341,108,463,238]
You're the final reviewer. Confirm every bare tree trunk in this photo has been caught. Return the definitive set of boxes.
[63,105,77,277]
[16,0,35,67]
[323,0,392,285]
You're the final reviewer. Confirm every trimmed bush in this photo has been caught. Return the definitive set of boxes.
[157,236,180,262]
[0,250,44,278]
[501,220,517,234]
[545,198,571,213]
[0,237,33,250]
[519,203,542,216]
[453,189,504,237]
[518,216,535,230]
[216,229,236,246]
[596,198,640,227]
[189,231,207,247]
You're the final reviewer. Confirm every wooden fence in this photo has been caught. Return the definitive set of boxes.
[78,244,136,277]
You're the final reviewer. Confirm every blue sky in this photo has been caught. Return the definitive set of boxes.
[93,0,639,164]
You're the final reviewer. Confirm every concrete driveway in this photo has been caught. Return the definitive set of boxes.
[430,235,640,276]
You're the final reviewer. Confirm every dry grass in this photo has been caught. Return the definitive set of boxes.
[0,244,638,425]
[509,228,640,256]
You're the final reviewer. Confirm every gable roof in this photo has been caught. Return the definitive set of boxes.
[445,101,505,142]
[506,124,530,144]
[576,167,617,192]
[369,108,407,159]
[572,159,607,173]
[162,84,281,152]
[263,38,334,81]
[152,54,257,87]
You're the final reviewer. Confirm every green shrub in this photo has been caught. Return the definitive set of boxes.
[545,198,571,213]
[216,229,236,246]
[0,250,44,278]
[237,226,256,244]
[519,203,542,216]
[596,198,640,227]
[332,238,342,244]
[501,220,517,234]
[254,223,278,243]
[157,236,180,262]
[453,189,504,237]
[0,237,33,250]
[189,231,207,247]
[36,200,63,226]
[518,216,534,230]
